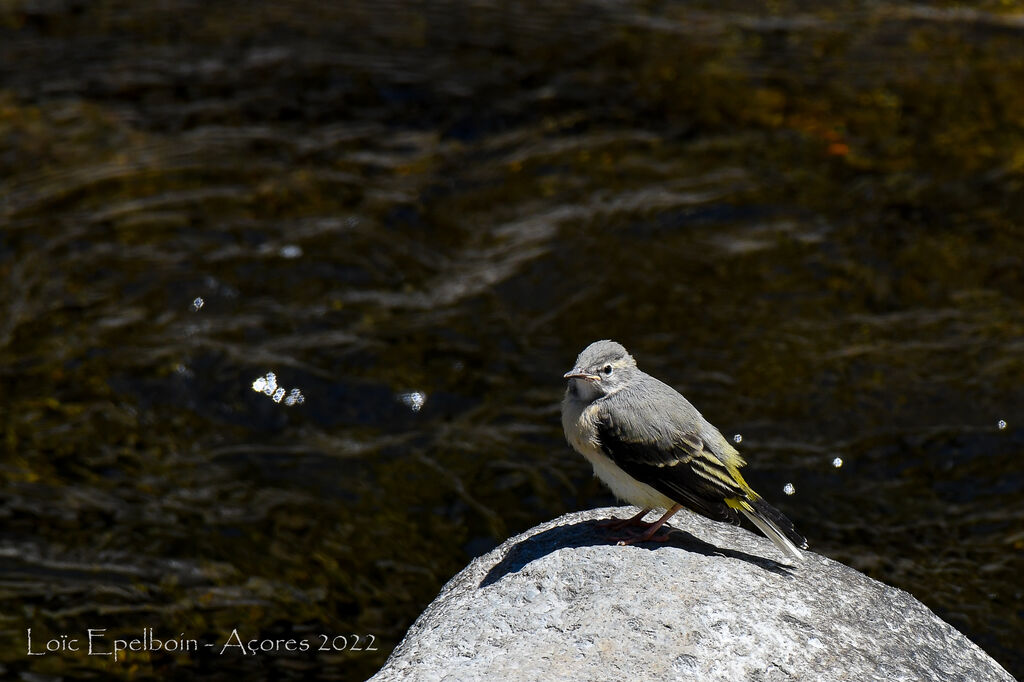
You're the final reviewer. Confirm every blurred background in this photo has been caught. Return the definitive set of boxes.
[1,0,1022,679]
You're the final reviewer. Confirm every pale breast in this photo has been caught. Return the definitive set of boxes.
[561,392,601,456]
[561,393,676,511]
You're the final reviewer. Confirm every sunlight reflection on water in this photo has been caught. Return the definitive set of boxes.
[251,372,305,406]
[398,391,427,412]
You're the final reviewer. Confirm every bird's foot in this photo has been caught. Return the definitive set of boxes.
[608,504,683,545]
[597,508,652,531]
[612,528,673,545]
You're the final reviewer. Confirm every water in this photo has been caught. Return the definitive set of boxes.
[1,1,1022,680]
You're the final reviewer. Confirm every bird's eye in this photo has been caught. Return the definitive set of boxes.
[602,364,613,375]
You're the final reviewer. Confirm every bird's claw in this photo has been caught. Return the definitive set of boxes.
[612,530,673,545]
[598,517,652,532]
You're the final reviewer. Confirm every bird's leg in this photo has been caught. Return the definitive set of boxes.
[597,508,652,531]
[614,504,683,545]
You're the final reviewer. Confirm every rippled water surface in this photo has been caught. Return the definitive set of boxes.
[1,1,1022,679]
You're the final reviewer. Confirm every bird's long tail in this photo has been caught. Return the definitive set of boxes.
[731,496,808,562]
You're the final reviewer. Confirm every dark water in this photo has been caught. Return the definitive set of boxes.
[1,1,1022,679]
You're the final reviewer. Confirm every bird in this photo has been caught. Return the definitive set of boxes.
[561,339,807,561]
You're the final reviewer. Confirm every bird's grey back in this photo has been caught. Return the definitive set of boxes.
[609,369,738,461]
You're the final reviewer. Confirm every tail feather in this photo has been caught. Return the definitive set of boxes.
[738,497,808,562]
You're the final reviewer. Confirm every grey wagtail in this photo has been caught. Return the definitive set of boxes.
[562,339,807,561]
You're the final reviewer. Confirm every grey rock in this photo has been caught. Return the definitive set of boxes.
[372,507,1015,682]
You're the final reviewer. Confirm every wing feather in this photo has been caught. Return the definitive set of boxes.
[595,410,742,524]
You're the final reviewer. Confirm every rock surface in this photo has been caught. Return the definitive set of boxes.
[372,507,1015,682]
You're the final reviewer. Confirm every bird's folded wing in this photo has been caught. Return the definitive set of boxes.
[596,411,743,524]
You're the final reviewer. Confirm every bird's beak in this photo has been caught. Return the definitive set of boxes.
[563,369,600,381]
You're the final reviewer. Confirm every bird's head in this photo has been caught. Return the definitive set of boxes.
[563,339,637,401]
